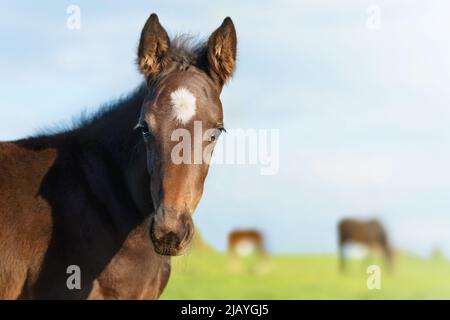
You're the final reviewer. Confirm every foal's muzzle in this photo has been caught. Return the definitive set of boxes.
[150,207,194,256]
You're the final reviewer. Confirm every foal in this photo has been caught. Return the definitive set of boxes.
[0,13,237,299]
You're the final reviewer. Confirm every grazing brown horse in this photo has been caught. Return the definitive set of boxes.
[338,218,393,272]
[0,13,237,299]
[228,230,266,257]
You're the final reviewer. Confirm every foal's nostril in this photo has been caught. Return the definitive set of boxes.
[158,232,181,247]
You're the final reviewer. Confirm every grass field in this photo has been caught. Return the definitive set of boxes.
[161,250,450,299]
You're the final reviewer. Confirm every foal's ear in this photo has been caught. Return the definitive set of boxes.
[207,17,237,86]
[137,14,170,78]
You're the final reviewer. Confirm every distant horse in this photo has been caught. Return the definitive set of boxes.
[0,14,237,299]
[228,230,266,257]
[338,219,393,272]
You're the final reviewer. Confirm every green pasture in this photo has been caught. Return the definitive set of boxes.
[161,249,450,300]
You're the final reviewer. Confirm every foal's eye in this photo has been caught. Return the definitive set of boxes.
[211,127,226,142]
[135,121,151,137]
[141,124,150,135]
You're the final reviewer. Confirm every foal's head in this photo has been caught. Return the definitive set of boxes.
[136,14,237,256]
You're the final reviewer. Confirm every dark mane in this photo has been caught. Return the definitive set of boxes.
[35,84,147,138]
[19,84,146,150]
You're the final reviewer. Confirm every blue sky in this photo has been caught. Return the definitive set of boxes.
[1,1,450,256]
